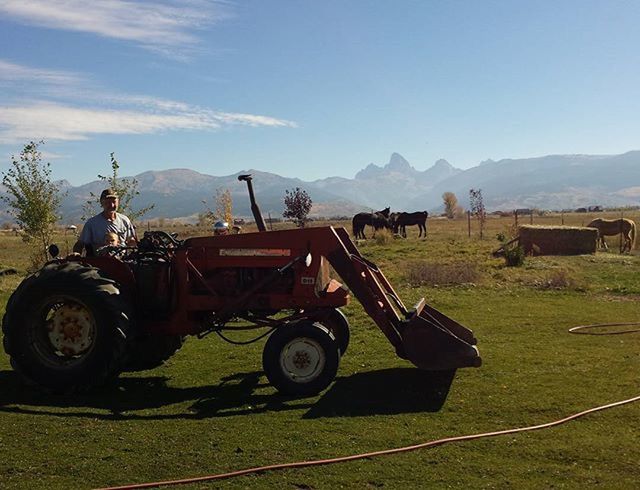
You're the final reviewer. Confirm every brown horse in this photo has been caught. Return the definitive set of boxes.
[392,211,429,238]
[352,207,391,239]
[587,218,636,253]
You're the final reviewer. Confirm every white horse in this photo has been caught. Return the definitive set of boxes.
[587,218,636,253]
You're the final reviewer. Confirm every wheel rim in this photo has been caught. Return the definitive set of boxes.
[33,297,97,367]
[279,337,326,383]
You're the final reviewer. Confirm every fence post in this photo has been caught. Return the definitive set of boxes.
[514,210,518,229]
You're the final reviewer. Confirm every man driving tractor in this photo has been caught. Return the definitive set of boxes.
[73,188,137,255]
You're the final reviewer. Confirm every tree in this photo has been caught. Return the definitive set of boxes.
[1,141,63,266]
[283,187,312,227]
[442,192,458,219]
[82,152,154,222]
[216,188,233,225]
[469,188,487,239]
[201,187,233,227]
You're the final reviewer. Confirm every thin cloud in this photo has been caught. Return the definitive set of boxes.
[0,59,96,104]
[214,112,299,127]
[0,0,229,57]
[0,59,296,143]
[0,60,85,86]
[0,102,296,144]
[0,59,296,142]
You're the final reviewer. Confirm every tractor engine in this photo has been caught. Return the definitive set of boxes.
[201,267,295,297]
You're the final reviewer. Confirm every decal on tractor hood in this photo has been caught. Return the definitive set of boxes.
[219,248,291,257]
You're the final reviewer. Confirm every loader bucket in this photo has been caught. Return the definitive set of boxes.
[314,226,481,372]
[401,301,481,370]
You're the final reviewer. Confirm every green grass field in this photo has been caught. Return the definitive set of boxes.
[0,214,638,489]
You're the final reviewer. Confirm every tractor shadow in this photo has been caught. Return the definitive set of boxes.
[0,369,282,419]
[0,367,454,419]
[303,368,455,418]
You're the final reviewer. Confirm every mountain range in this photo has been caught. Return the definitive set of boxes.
[4,151,640,224]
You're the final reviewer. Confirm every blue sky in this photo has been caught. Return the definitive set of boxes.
[1,0,639,186]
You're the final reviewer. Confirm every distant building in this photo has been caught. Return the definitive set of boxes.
[588,205,603,212]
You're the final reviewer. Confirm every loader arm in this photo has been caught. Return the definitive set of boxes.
[312,227,481,370]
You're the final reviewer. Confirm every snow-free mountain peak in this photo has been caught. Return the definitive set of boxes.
[433,158,452,169]
[387,152,412,171]
[355,152,415,179]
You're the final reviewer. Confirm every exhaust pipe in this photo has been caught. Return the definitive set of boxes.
[238,174,267,232]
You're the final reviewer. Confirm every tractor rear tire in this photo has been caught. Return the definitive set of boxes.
[262,322,339,396]
[317,308,350,356]
[2,262,130,393]
[122,334,185,372]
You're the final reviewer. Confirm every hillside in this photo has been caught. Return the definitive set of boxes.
[407,152,640,211]
[2,151,640,224]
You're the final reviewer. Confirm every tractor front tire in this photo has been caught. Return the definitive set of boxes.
[317,308,350,356]
[262,322,339,396]
[2,262,130,393]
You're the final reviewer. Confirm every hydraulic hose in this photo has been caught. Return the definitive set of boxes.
[96,324,640,490]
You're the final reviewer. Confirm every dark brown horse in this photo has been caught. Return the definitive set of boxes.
[352,207,391,239]
[587,218,636,253]
[392,211,429,238]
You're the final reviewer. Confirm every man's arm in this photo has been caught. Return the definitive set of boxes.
[124,215,137,246]
[72,240,84,254]
[73,218,93,254]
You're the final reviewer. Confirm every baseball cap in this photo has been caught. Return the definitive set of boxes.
[100,188,118,200]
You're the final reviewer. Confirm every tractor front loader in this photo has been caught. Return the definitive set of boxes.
[2,175,480,396]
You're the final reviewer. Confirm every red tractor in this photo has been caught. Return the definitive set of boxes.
[2,175,481,395]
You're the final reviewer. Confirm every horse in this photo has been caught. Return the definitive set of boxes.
[392,211,429,238]
[587,218,636,253]
[352,207,391,239]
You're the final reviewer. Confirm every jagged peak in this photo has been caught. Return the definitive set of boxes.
[387,152,411,170]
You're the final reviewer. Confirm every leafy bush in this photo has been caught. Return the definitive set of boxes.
[82,152,154,222]
[504,244,525,267]
[283,187,312,227]
[496,232,525,267]
[1,141,63,269]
